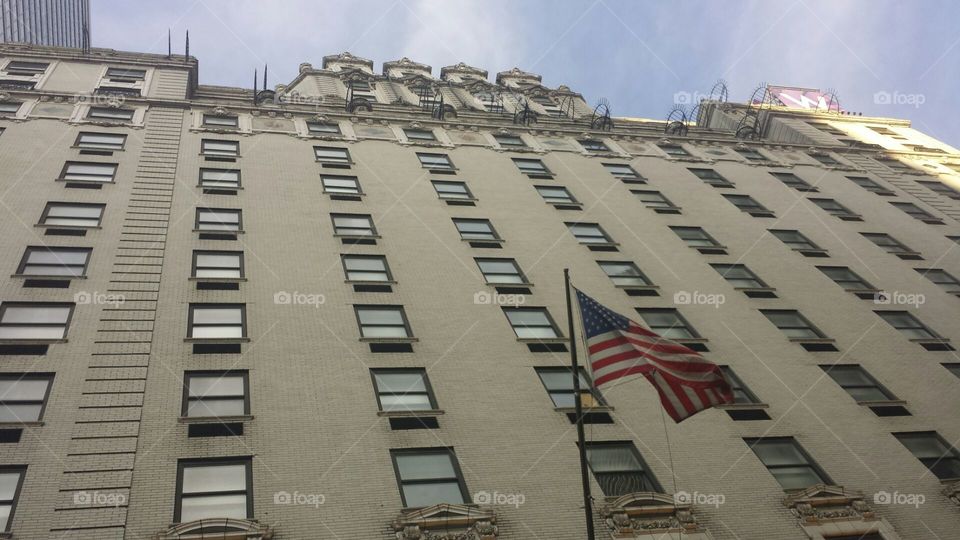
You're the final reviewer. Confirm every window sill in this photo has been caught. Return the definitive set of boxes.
[0,421,43,428]
[35,224,101,231]
[421,167,459,174]
[787,338,835,344]
[747,211,776,218]
[517,337,567,344]
[921,219,945,225]
[346,279,397,285]
[359,337,418,343]
[524,173,555,180]
[188,277,247,283]
[834,214,863,221]
[554,406,614,413]
[579,241,620,248]
[183,338,250,343]
[179,415,253,424]
[649,206,681,214]
[910,338,951,345]
[55,179,114,186]
[377,409,444,418]
[193,229,245,234]
[334,234,382,240]
[72,145,124,152]
[794,248,829,257]
[695,246,728,255]
[485,281,534,288]
[550,202,583,210]
[0,339,67,345]
[461,237,504,244]
[735,287,778,298]
[855,400,906,407]
[717,402,770,410]
[11,274,86,280]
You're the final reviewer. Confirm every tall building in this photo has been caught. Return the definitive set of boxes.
[0,0,90,49]
[0,43,957,540]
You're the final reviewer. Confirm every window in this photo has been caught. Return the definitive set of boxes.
[199,168,240,190]
[346,80,376,101]
[494,134,525,147]
[948,236,960,245]
[104,67,146,82]
[724,194,774,216]
[808,121,845,136]
[916,268,960,295]
[874,155,914,173]
[476,258,527,284]
[503,307,560,339]
[192,251,243,279]
[720,367,762,404]
[536,367,604,408]
[809,198,860,220]
[530,94,561,115]
[809,152,840,166]
[371,369,437,412]
[391,448,467,507]
[342,255,392,283]
[867,125,901,137]
[404,128,436,142]
[453,218,499,241]
[847,176,893,195]
[635,308,701,340]
[176,459,251,522]
[431,181,473,201]
[598,261,653,287]
[820,365,896,402]
[0,102,20,115]
[4,61,48,76]
[355,306,412,339]
[659,144,690,157]
[918,180,960,199]
[770,229,823,254]
[580,139,609,152]
[861,233,919,258]
[16,247,91,277]
[59,162,117,184]
[536,185,578,206]
[332,213,376,237]
[0,467,25,531]
[711,264,768,289]
[183,371,249,417]
[891,201,941,223]
[737,148,768,161]
[417,153,454,170]
[943,364,960,379]
[76,132,126,151]
[760,310,827,340]
[196,208,242,233]
[603,163,644,182]
[875,311,943,340]
[87,107,134,121]
[202,114,238,128]
[745,438,830,490]
[306,121,340,135]
[314,146,351,165]
[39,202,104,228]
[512,158,552,177]
[586,442,661,495]
[689,168,733,187]
[0,374,53,422]
[894,432,960,480]
[817,266,875,292]
[670,226,724,251]
[188,304,246,339]
[632,190,679,212]
[771,172,816,192]
[566,222,614,245]
[0,303,74,340]
[201,139,239,157]
[321,175,362,196]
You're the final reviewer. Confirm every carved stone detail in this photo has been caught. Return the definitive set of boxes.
[600,492,704,537]
[782,484,876,525]
[942,479,960,506]
[393,504,497,540]
[152,518,273,539]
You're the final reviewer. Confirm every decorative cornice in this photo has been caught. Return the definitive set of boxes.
[383,57,433,76]
[782,484,875,525]
[152,518,273,539]
[440,62,489,81]
[600,492,703,537]
[322,51,374,70]
[495,67,542,85]
[393,504,497,539]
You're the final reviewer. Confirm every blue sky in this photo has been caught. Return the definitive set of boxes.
[91,0,960,146]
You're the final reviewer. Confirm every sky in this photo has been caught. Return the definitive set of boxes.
[90,0,960,146]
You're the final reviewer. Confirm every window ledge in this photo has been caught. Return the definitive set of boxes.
[716,402,770,410]
[334,234,382,240]
[787,337,835,344]
[517,337,567,344]
[910,338,950,344]
[55,179,114,186]
[0,421,43,428]
[188,277,247,283]
[193,229,245,234]
[615,284,659,291]
[178,415,253,424]
[0,339,67,345]
[733,286,775,293]
[855,400,906,407]
[461,237,504,244]
[345,279,397,285]
[11,274,86,280]
[200,153,241,158]
[377,409,444,418]
[795,248,829,256]
[316,159,355,167]
[198,185,243,191]
[484,282,534,288]
[183,338,250,343]
[580,241,620,248]
[676,337,709,344]
[359,337,418,343]
[523,173,555,180]
[35,224,101,230]
[440,197,478,203]
[554,406,614,413]
[422,167,460,174]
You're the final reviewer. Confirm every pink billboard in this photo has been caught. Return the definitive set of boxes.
[759,86,842,112]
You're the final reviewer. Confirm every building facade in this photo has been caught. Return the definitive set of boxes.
[0,0,90,49]
[0,44,958,540]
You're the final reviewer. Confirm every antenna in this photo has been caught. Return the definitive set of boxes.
[263,64,268,92]
[167,29,171,58]
[253,68,258,105]
[185,30,190,62]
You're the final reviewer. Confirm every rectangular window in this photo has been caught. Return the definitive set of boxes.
[16,247,91,277]
[536,367,604,408]
[371,369,437,412]
[39,202,104,228]
[815,267,873,294]
[199,168,240,190]
[0,467,25,531]
[192,251,243,279]
[724,194,773,216]
[431,181,473,201]
[512,158,552,176]
[417,153,454,170]
[916,268,960,294]
[0,303,74,340]
[355,306,412,339]
[76,132,126,151]
[944,364,960,378]
[809,198,860,220]
[745,438,830,490]
[820,365,895,402]
[453,218,499,241]
[391,448,467,507]
[861,233,917,256]
[635,308,701,340]
[689,168,733,187]
[0,374,53,422]
[598,261,652,287]
[891,201,941,223]
[503,307,560,339]
[586,442,661,495]
[314,146,351,165]
[847,176,893,195]
[771,172,816,192]
[737,148,768,161]
[875,311,942,340]
[404,128,435,142]
[874,155,914,172]
[87,107,134,121]
[183,371,249,417]
[579,139,609,152]
[530,95,561,115]
[188,304,246,339]
[659,144,690,157]
[711,263,767,289]
[0,102,21,114]
[536,185,578,206]
[332,213,376,237]
[632,190,679,212]
[918,180,960,199]
[760,310,827,340]
[670,226,723,249]
[201,139,239,157]
[894,432,960,480]
[603,163,643,182]
[476,258,527,284]
[342,255,391,283]
[202,115,238,128]
[59,162,117,184]
[176,459,251,522]
[770,229,822,252]
[566,222,614,245]
[494,134,525,147]
[720,367,761,404]
[196,208,242,233]
[809,152,840,166]
[307,121,340,135]
[105,67,146,82]
[321,175,362,195]
[347,80,376,101]
[4,61,48,75]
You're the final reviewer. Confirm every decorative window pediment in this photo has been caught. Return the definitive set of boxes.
[600,492,709,538]
[782,484,895,540]
[393,503,497,539]
[154,518,273,540]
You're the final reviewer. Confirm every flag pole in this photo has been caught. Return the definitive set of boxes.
[565,268,596,540]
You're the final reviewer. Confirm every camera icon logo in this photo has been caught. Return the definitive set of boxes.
[74,291,92,305]
[473,491,491,504]
[273,491,292,505]
[473,291,492,305]
[73,491,91,505]
[873,291,891,305]
[274,291,292,305]
[873,491,891,504]
[673,291,692,305]
[873,91,892,105]
[673,491,692,504]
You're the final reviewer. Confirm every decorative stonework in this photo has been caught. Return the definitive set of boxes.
[393,504,497,540]
[600,492,706,538]
[783,484,875,525]
[153,518,273,539]
[942,479,960,506]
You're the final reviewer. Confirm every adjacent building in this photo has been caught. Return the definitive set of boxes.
[0,0,90,49]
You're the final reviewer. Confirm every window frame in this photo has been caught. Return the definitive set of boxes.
[724,193,774,216]
[817,266,876,292]
[431,180,474,201]
[0,373,54,422]
[502,307,562,340]
[819,365,896,403]
[916,268,960,295]
[354,305,413,340]
[566,222,615,245]
[86,107,135,121]
[535,185,579,206]
[341,254,393,283]
[314,146,352,166]
[390,447,469,508]
[710,263,768,290]
[452,218,501,242]
[875,311,942,341]
[659,144,690,157]
[809,198,861,220]
[603,163,643,182]
[174,458,253,523]
[689,168,733,187]
[635,308,702,340]
[0,466,26,532]
[181,370,250,418]
[893,431,960,481]
[187,304,247,340]
[737,148,769,161]
[770,229,824,253]
[331,213,377,237]
[475,257,529,285]
[579,139,609,152]
[631,189,680,212]
[670,226,723,250]
[195,208,243,233]
[202,114,239,128]
[512,157,553,177]
[585,441,663,496]
[15,246,92,278]
[370,368,438,412]
[191,250,244,280]
[493,133,526,148]
[306,121,341,135]
[535,367,606,408]
[321,174,363,196]
[38,202,105,229]
[198,168,241,190]
[890,201,941,223]
[861,232,916,255]
[760,309,828,340]
[770,172,817,192]
[200,139,240,158]
[720,367,762,405]
[744,437,832,490]
[403,128,436,142]
[847,175,893,195]
[416,152,455,171]
[597,261,653,288]
[75,132,127,151]
[57,161,118,185]
[0,302,75,342]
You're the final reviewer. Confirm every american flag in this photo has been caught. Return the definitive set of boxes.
[575,289,733,422]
